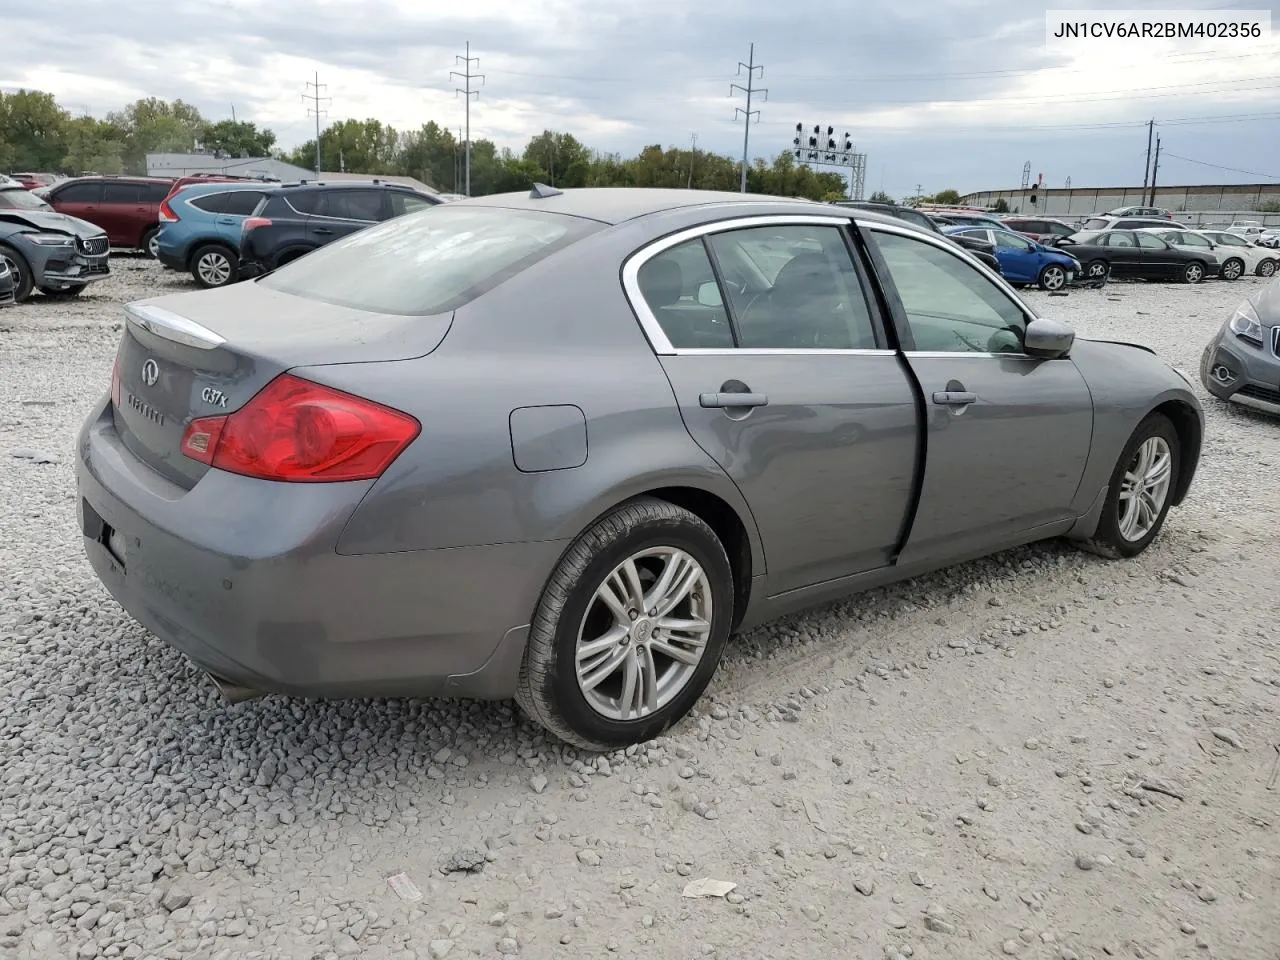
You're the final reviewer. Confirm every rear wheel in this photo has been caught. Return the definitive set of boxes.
[0,245,35,302]
[141,227,160,259]
[1084,259,1109,286]
[1037,264,1067,291]
[515,497,734,750]
[1258,259,1277,278]
[1077,413,1180,560]
[1181,261,1205,284]
[191,244,238,288]
[1220,257,1245,281]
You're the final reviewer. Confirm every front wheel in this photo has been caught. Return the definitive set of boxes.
[1077,413,1180,560]
[0,245,35,302]
[1257,259,1277,278]
[1038,264,1067,291]
[1220,257,1244,281]
[1084,259,1109,286]
[1182,261,1205,284]
[515,497,734,750]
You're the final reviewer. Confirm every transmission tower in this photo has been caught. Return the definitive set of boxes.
[1065,176,1072,189]
[730,43,766,193]
[1020,161,1031,191]
[687,133,698,189]
[302,72,331,176]
[451,41,485,196]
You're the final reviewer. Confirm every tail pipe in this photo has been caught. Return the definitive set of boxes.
[206,672,264,704]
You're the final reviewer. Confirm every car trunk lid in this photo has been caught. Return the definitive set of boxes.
[111,282,452,489]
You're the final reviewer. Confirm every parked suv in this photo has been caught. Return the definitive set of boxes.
[156,181,276,288]
[0,182,110,301]
[1078,215,1188,234]
[1001,216,1076,243]
[239,180,442,277]
[43,175,174,256]
[835,200,1003,275]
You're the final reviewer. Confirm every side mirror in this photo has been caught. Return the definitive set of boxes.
[695,281,723,307]
[1023,318,1075,359]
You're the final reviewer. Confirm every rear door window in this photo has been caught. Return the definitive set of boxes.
[316,189,385,221]
[139,182,171,202]
[260,205,603,315]
[103,183,142,204]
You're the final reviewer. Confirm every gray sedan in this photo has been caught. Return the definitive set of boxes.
[76,188,1203,749]
[1200,276,1280,415]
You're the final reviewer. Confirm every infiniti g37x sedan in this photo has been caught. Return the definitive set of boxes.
[76,188,1203,750]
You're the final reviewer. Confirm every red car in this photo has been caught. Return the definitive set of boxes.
[1001,216,1077,244]
[9,173,57,191]
[43,175,175,256]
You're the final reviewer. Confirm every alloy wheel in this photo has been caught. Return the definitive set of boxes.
[1117,436,1173,542]
[196,251,233,287]
[0,253,20,291]
[1259,260,1277,278]
[1185,263,1203,283]
[147,233,160,258]
[1041,265,1066,291]
[1222,258,1244,280]
[575,547,713,721]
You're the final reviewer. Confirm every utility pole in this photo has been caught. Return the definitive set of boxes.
[687,133,697,189]
[1142,118,1154,191]
[730,43,766,193]
[1148,135,1161,207]
[302,72,330,176]
[230,103,237,123]
[915,183,923,204]
[451,42,484,197]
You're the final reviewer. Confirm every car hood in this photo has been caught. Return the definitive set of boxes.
[0,208,106,238]
[1078,337,1156,355]
[1249,275,1280,323]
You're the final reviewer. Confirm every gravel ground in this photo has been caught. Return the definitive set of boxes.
[2,262,1278,960]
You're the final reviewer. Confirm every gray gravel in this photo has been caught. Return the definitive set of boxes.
[2,262,1278,959]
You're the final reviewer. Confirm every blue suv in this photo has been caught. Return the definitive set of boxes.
[155,182,277,288]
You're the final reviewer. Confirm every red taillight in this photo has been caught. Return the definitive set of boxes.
[158,200,179,222]
[110,356,121,408]
[242,217,272,232]
[179,374,420,482]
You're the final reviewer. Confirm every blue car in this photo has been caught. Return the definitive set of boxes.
[155,181,279,288]
[944,225,1086,292]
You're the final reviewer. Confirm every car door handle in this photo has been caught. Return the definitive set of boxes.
[313,227,334,235]
[932,390,977,406]
[217,217,236,225]
[699,392,768,408]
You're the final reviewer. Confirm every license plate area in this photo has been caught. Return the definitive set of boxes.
[81,497,127,569]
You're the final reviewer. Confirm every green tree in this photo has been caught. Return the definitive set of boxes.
[199,120,276,157]
[62,116,125,174]
[106,97,205,172]
[523,131,591,188]
[932,188,962,205]
[287,118,400,174]
[0,90,69,171]
[868,190,895,204]
[394,122,458,190]
[992,197,1010,213]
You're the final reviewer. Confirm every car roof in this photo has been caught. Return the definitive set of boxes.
[272,179,421,192]
[456,187,841,226]
[175,180,276,198]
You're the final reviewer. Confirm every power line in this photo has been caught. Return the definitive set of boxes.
[450,41,484,197]
[730,43,766,194]
[302,72,331,176]
[1159,151,1280,181]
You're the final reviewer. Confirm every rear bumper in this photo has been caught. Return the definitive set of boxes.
[1200,334,1280,416]
[155,244,187,272]
[75,397,563,700]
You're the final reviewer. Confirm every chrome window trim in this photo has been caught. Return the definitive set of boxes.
[621,213,885,356]
[856,220,1040,360]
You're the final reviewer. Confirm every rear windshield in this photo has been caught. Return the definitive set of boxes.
[259,205,604,315]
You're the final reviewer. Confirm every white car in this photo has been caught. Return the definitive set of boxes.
[1197,230,1278,278]
[1225,220,1264,240]
[1257,228,1280,250]
[1136,227,1253,281]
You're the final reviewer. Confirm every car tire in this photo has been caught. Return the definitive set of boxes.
[0,245,35,302]
[1181,261,1205,284]
[515,496,735,751]
[141,227,160,259]
[38,285,85,299]
[1258,259,1277,278]
[191,244,238,288]
[1037,264,1067,291]
[1077,413,1180,560]
[1083,259,1109,286]
[1220,257,1245,281]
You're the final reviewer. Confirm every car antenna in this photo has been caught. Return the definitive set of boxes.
[529,182,563,199]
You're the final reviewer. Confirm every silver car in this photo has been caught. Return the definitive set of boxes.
[0,183,111,301]
[1200,276,1280,416]
[76,188,1203,749]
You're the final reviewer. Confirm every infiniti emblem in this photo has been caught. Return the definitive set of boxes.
[141,359,159,387]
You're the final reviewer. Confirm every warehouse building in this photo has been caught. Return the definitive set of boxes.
[960,182,1280,219]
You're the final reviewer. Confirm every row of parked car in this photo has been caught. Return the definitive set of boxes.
[840,200,1280,291]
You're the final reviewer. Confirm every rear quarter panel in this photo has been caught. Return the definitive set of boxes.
[309,209,768,575]
[1067,338,1204,510]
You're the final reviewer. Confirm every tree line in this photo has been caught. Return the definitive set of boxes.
[0,90,852,201]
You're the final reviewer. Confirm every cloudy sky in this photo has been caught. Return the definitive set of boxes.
[5,0,1279,199]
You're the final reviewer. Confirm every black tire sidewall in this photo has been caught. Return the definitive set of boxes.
[191,244,238,288]
[0,245,35,301]
[1085,259,1109,285]
[141,227,159,257]
[543,512,733,748]
[1094,414,1181,558]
